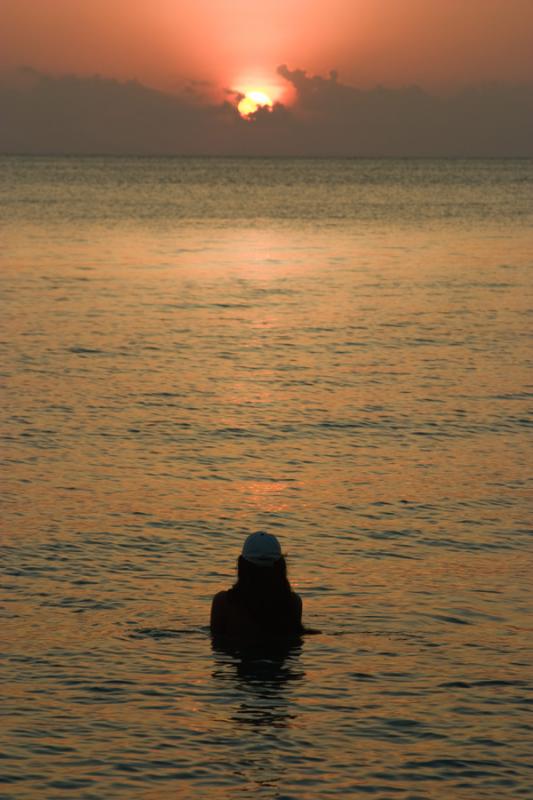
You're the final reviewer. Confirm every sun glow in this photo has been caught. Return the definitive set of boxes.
[237,90,273,118]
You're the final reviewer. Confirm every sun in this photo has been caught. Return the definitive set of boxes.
[238,90,273,118]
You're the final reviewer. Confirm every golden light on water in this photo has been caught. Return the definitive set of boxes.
[3,157,533,796]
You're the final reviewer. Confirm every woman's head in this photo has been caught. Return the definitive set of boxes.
[231,532,291,602]
[237,531,289,594]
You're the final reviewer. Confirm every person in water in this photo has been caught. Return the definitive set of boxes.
[210,531,303,639]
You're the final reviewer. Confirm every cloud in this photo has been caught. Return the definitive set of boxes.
[1,66,532,156]
[277,65,533,157]
[0,68,239,155]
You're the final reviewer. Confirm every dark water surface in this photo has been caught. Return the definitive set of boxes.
[1,157,532,798]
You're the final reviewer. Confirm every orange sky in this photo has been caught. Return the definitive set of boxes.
[1,0,532,98]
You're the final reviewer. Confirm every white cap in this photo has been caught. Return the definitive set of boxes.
[241,531,282,567]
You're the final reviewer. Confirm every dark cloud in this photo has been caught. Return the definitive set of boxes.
[1,66,532,156]
[277,65,533,156]
[0,68,238,155]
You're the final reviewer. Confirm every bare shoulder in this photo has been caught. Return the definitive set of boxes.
[211,590,229,607]
[291,592,321,634]
[290,592,303,621]
[210,590,230,634]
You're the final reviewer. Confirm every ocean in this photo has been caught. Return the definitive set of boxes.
[1,156,532,799]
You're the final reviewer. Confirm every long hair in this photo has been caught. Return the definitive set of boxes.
[227,555,300,635]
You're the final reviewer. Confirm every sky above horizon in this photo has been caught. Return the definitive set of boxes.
[1,0,532,156]
[2,0,533,94]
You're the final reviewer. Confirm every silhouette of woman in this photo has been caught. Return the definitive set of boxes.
[210,531,304,640]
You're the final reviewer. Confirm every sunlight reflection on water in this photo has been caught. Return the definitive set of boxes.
[1,157,532,798]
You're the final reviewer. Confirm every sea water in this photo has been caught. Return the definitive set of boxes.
[1,157,532,799]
